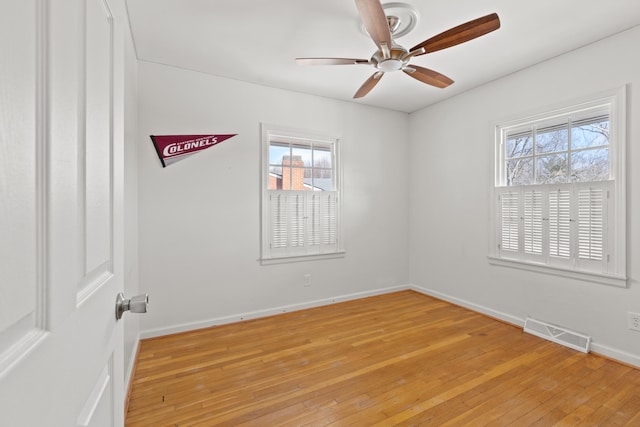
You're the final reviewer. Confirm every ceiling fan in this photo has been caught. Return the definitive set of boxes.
[296,0,500,98]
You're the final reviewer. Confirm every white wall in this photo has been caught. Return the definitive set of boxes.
[137,61,410,335]
[409,26,640,364]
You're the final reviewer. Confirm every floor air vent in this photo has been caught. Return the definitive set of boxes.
[523,317,591,353]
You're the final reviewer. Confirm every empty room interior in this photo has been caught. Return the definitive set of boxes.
[3,0,640,426]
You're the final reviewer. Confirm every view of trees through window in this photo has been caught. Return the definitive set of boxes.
[505,115,609,186]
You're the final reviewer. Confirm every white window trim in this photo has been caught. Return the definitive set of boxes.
[488,86,627,287]
[260,123,344,264]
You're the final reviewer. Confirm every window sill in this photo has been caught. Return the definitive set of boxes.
[261,251,346,265]
[487,256,627,288]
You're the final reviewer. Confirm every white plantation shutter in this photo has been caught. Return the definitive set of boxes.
[523,189,543,256]
[307,193,321,246]
[322,193,338,246]
[578,187,604,261]
[548,188,571,259]
[270,193,288,249]
[495,181,612,272]
[500,191,519,253]
[266,190,340,258]
[290,193,305,247]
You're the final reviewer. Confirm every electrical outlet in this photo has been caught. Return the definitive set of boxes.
[628,312,640,331]
[304,274,311,287]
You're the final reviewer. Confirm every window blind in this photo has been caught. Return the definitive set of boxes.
[500,191,519,252]
[267,190,339,258]
[496,181,611,273]
[548,188,571,259]
[523,190,543,255]
[577,187,604,261]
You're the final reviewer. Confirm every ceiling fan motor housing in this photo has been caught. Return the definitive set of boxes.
[371,45,409,72]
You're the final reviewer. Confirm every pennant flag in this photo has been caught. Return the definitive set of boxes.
[150,134,237,167]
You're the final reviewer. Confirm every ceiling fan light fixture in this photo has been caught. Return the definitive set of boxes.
[378,58,403,72]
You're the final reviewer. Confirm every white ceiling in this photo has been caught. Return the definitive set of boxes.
[126,0,640,113]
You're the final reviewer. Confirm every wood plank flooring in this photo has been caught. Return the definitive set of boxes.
[126,290,640,426]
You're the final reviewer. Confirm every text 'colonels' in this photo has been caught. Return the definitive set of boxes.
[162,136,218,157]
[150,134,237,167]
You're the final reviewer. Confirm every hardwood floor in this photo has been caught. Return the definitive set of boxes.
[126,290,640,426]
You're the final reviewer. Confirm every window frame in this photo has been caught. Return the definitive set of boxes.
[489,87,627,287]
[260,123,344,264]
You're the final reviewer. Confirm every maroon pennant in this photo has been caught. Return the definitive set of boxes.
[150,134,237,167]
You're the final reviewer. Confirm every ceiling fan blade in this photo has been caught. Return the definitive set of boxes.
[353,71,384,98]
[403,65,454,89]
[410,13,500,55]
[355,0,393,57]
[296,58,370,66]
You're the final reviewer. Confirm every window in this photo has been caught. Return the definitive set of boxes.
[261,124,343,262]
[490,89,626,286]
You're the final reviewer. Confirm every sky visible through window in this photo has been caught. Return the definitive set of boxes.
[505,117,609,186]
[269,140,334,191]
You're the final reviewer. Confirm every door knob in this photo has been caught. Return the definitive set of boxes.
[115,293,149,320]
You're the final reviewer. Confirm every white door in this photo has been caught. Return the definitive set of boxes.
[0,0,128,425]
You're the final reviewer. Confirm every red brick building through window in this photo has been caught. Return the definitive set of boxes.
[269,155,309,190]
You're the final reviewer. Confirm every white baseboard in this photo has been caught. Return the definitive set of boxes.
[139,285,410,339]
[124,330,141,415]
[409,284,525,327]
[124,333,140,389]
[410,284,640,368]
[590,342,640,367]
